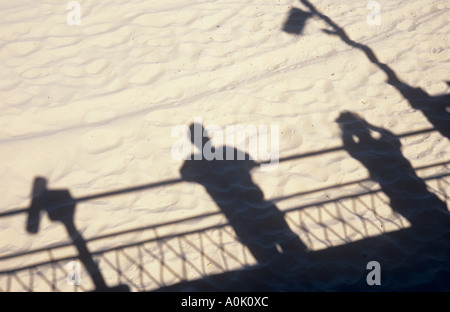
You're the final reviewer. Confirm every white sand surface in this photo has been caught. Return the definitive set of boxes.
[0,0,449,292]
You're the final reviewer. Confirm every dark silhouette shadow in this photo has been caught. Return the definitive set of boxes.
[0,156,448,291]
[179,122,307,265]
[1,159,447,268]
[395,83,449,141]
[284,0,449,140]
[0,124,447,291]
[283,8,314,35]
[153,4,450,291]
[336,111,449,229]
[0,127,436,219]
[334,35,450,140]
[26,177,129,292]
[156,125,450,291]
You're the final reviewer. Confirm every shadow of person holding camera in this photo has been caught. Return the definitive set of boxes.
[336,111,449,231]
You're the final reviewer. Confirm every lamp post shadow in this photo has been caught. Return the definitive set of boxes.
[284,0,450,140]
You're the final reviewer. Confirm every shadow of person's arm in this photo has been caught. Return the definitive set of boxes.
[365,121,402,150]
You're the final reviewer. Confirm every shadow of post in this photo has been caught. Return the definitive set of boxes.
[26,177,129,292]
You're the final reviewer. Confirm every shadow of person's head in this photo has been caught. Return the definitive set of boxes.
[335,111,368,126]
[335,111,372,139]
[188,122,211,151]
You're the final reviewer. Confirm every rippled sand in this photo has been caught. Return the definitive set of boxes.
[0,0,449,291]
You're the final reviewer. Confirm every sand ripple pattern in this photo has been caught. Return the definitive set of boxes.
[0,0,449,291]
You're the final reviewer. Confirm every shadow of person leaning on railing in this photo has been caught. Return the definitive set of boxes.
[179,122,307,268]
[26,177,129,292]
[156,116,450,291]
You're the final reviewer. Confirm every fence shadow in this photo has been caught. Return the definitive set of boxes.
[337,111,449,228]
[155,1,450,290]
[0,1,449,289]
[24,177,129,292]
[154,117,450,291]
[179,122,307,266]
[0,152,448,291]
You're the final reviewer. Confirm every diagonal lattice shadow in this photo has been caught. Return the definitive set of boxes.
[1,161,448,291]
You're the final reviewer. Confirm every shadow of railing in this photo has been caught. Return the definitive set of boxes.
[1,0,448,292]
[1,157,448,291]
[0,127,438,220]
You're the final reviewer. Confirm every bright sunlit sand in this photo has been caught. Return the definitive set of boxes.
[0,0,449,292]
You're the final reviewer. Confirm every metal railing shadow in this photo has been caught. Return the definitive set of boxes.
[1,158,448,291]
[1,0,448,292]
[0,127,437,220]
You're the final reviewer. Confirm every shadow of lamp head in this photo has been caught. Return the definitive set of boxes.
[283,8,314,35]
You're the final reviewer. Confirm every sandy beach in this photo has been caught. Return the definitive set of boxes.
[0,0,449,292]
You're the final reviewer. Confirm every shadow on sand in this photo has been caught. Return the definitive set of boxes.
[155,114,450,291]
[1,121,449,291]
[151,0,450,291]
[156,1,450,290]
[155,0,450,291]
[26,177,129,292]
[285,0,449,140]
[1,1,449,291]
[179,122,307,267]
[336,111,449,229]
